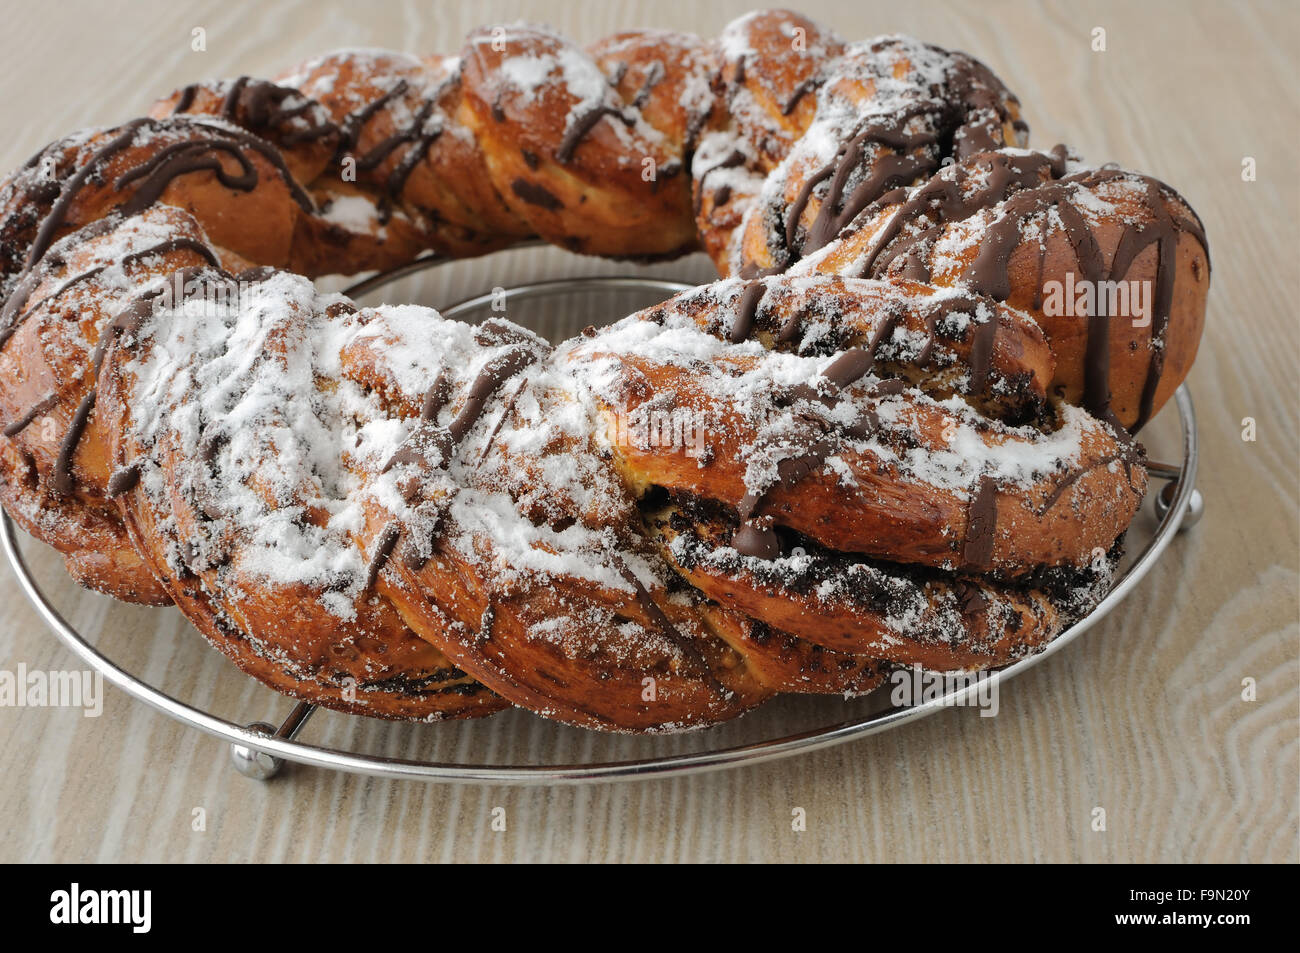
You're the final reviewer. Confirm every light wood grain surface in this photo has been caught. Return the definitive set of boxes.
[0,0,1296,864]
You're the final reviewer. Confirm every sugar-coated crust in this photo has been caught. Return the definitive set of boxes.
[0,10,1205,730]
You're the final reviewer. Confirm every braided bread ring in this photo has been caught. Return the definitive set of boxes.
[0,10,1208,730]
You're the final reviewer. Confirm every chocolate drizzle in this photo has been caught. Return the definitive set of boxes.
[116,141,259,213]
[474,378,526,466]
[1036,430,1142,517]
[856,148,1067,281]
[26,119,149,269]
[963,475,998,568]
[728,280,767,342]
[45,285,169,494]
[2,392,58,437]
[731,520,781,560]
[0,222,223,490]
[717,275,1014,559]
[106,463,141,497]
[420,371,451,421]
[447,346,538,444]
[967,307,998,395]
[796,108,941,257]
[809,138,1209,432]
[49,391,95,495]
[556,104,634,164]
[612,558,726,697]
[328,71,461,218]
[488,48,639,165]
[1,103,358,373]
[168,77,338,148]
[19,117,317,285]
[780,75,820,116]
[727,282,911,558]
[958,164,1206,430]
[217,77,337,145]
[174,84,199,114]
[370,343,544,589]
[1109,178,1189,429]
[631,61,664,108]
[693,149,745,216]
[153,124,314,212]
[778,39,1026,268]
[364,521,402,590]
[339,80,410,151]
[1,232,218,352]
[724,280,999,403]
[733,430,840,558]
[355,100,441,187]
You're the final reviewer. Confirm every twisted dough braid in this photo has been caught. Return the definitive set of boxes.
[93,265,1134,729]
[0,10,1203,728]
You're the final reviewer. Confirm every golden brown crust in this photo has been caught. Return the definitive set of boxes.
[595,359,1144,573]
[698,604,886,696]
[647,502,1078,670]
[458,26,698,258]
[0,436,170,603]
[800,154,1211,428]
[376,520,775,732]
[94,268,506,721]
[566,275,1145,577]
[633,274,1058,421]
[0,11,1207,730]
[112,460,503,719]
[0,206,227,604]
[276,51,531,259]
[348,327,882,729]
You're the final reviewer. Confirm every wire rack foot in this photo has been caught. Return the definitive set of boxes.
[1148,460,1205,531]
[230,701,317,780]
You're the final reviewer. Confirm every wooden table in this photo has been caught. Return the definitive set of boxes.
[1,0,1295,863]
